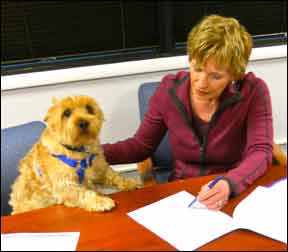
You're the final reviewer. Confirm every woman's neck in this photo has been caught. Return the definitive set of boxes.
[190,94,219,122]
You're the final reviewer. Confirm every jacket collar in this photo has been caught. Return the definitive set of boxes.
[169,71,242,109]
[168,71,243,140]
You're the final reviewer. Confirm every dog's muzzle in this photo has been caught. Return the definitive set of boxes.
[79,119,89,132]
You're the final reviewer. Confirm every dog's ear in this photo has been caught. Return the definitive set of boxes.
[98,106,104,122]
[52,97,60,104]
[43,111,50,122]
[44,98,58,122]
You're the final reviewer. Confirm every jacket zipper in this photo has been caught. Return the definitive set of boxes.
[168,75,242,177]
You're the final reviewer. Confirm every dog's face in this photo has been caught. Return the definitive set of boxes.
[44,96,104,147]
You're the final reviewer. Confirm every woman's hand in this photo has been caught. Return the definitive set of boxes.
[197,179,231,210]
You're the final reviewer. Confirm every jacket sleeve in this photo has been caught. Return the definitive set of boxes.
[223,78,274,196]
[102,76,172,164]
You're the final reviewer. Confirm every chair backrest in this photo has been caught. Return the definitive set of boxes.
[138,82,172,183]
[1,121,45,216]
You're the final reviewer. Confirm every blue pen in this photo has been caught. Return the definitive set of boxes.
[188,175,224,208]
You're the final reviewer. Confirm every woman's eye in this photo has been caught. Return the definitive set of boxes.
[212,74,222,80]
[86,105,94,114]
[194,67,202,72]
[63,108,72,118]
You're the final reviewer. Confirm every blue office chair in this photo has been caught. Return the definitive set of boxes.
[1,121,45,216]
[138,82,173,184]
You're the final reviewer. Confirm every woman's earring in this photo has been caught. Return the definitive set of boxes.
[231,80,236,85]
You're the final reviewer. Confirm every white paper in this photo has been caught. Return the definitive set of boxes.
[1,232,80,251]
[128,184,287,251]
[128,191,234,251]
[266,177,287,194]
[233,180,287,243]
[111,163,138,173]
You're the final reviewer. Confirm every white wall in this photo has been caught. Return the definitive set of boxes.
[1,46,287,145]
[247,58,287,144]
[1,70,175,143]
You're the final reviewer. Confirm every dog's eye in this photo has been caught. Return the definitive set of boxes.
[63,108,72,118]
[86,105,94,114]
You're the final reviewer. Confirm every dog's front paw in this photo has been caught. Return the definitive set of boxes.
[118,177,142,191]
[86,195,116,212]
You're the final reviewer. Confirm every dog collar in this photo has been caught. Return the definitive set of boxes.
[52,153,96,183]
[62,144,87,153]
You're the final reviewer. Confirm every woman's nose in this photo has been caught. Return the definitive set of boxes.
[197,74,208,89]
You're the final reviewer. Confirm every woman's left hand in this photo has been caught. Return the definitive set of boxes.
[197,179,231,210]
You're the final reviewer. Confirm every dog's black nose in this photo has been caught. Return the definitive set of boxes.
[79,119,89,130]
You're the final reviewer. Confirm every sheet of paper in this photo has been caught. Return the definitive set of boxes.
[1,232,80,251]
[233,183,287,244]
[266,177,287,193]
[111,163,138,173]
[128,190,234,251]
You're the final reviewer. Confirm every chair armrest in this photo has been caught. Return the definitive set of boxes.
[272,142,287,166]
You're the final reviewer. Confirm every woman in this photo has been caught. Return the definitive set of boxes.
[103,15,273,210]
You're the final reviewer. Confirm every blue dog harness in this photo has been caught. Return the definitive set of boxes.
[52,153,97,183]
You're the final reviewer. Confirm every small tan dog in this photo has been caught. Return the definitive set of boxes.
[9,95,140,214]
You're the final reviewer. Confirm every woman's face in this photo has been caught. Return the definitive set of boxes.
[189,58,234,101]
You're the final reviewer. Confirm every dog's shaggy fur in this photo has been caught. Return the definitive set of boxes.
[9,95,140,214]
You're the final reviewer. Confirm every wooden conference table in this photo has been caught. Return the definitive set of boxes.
[2,164,287,251]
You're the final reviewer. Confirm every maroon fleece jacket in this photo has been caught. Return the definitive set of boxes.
[103,71,273,196]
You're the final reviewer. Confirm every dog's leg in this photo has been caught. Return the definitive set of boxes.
[9,177,56,215]
[102,167,141,191]
[88,157,141,191]
[52,182,116,212]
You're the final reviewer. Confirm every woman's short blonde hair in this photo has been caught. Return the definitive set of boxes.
[187,15,253,79]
